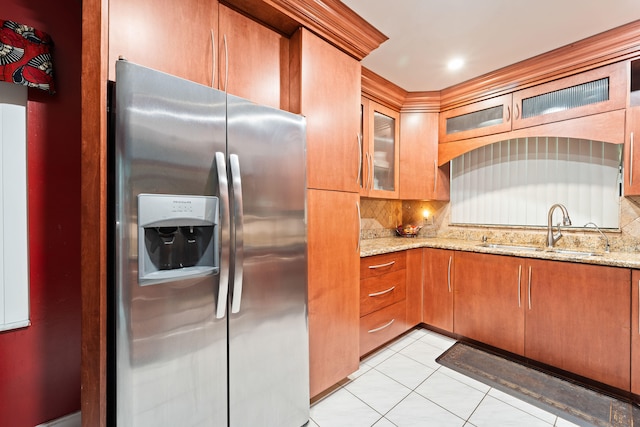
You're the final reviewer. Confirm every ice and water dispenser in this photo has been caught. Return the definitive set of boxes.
[138,194,219,284]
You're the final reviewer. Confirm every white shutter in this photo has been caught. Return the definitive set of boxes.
[0,82,29,331]
[451,137,621,229]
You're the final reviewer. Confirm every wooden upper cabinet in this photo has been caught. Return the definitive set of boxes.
[108,0,218,85]
[525,259,630,391]
[625,106,640,196]
[290,28,361,193]
[632,270,640,396]
[512,61,627,130]
[360,98,400,198]
[108,2,288,110]
[438,94,513,144]
[218,5,289,110]
[438,62,627,151]
[400,111,449,200]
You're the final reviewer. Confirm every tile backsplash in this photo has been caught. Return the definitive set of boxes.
[360,196,640,253]
[359,198,401,238]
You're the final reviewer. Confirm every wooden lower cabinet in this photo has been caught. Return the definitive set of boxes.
[454,252,525,355]
[524,259,630,391]
[360,270,405,316]
[423,248,454,332]
[359,251,421,356]
[307,189,360,398]
[405,249,423,326]
[633,270,640,396]
[451,251,631,391]
[360,301,407,355]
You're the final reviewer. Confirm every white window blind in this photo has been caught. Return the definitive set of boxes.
[0,82,29,331]
[450,137,621,228]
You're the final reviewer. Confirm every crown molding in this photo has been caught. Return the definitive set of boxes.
[222,0,387,60]
[361,67,407,110]
[440,19,640,110]
[401,91,441,113]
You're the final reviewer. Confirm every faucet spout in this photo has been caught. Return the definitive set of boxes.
[584,222,610,253]
[547,204,571,248]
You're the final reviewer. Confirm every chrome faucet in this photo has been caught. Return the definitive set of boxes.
[584,222,610,253]
[547,204,572,248]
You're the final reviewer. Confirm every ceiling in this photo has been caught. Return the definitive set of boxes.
[341,0,640,92]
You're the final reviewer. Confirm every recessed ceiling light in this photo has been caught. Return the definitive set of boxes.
[447,57,464,71]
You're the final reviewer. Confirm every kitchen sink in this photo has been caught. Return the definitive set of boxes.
[546,248,601,257]
[477,243,543,252]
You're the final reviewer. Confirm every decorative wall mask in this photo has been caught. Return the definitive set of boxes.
[0,19,55,94]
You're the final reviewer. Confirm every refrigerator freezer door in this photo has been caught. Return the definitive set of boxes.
[227,95,309,426]
[114,61,228,426]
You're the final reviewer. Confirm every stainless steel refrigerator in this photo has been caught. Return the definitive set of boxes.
[109,60,309,426]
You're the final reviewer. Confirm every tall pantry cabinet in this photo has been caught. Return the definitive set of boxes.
[290,28,362,398]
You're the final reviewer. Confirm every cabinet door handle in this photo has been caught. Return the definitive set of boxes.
[368,260,395,269]
[514,103,520,120]
[357,134,363,186]
[447,255,452,293]
[506,105,511,122]
[210,29,216,88]
[369,286,396,297]
[517,265,522,308]
[433,160,438,194]
[369,152,374,189]
[631,131,635,187]
[368,319,395,333]
[356,201,361,252]
[364,152,369,190]
[527,266,532,310]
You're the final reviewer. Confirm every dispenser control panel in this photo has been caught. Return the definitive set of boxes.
[137,194,219,285]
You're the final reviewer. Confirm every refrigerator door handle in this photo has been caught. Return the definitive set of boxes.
[215,152,230,319]
[230,153,244,314]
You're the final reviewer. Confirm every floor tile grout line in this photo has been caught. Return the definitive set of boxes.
[410,371,490,425]
[484,390,560,426]
[311,327,570,427]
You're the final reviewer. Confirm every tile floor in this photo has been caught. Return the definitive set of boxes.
[309,327,581,427]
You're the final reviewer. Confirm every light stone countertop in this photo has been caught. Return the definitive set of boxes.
[360,236,640,269]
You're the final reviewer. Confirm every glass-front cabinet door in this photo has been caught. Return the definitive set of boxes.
[438,94,513,143]
[361,97,399,198]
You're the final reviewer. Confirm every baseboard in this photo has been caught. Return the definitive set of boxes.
[35,411,81,427]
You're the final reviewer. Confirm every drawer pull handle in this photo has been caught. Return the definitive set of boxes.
[368,319,395,333]
[368,286,396,297]
[368,261,395,269]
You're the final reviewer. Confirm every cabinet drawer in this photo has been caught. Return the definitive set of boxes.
[360,269,406,316]
[361,252,406,279]
[359,300,407,356]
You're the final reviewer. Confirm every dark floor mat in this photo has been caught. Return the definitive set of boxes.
[436,342,638,427]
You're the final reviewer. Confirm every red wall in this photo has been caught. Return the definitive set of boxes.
[0,1,81,426]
